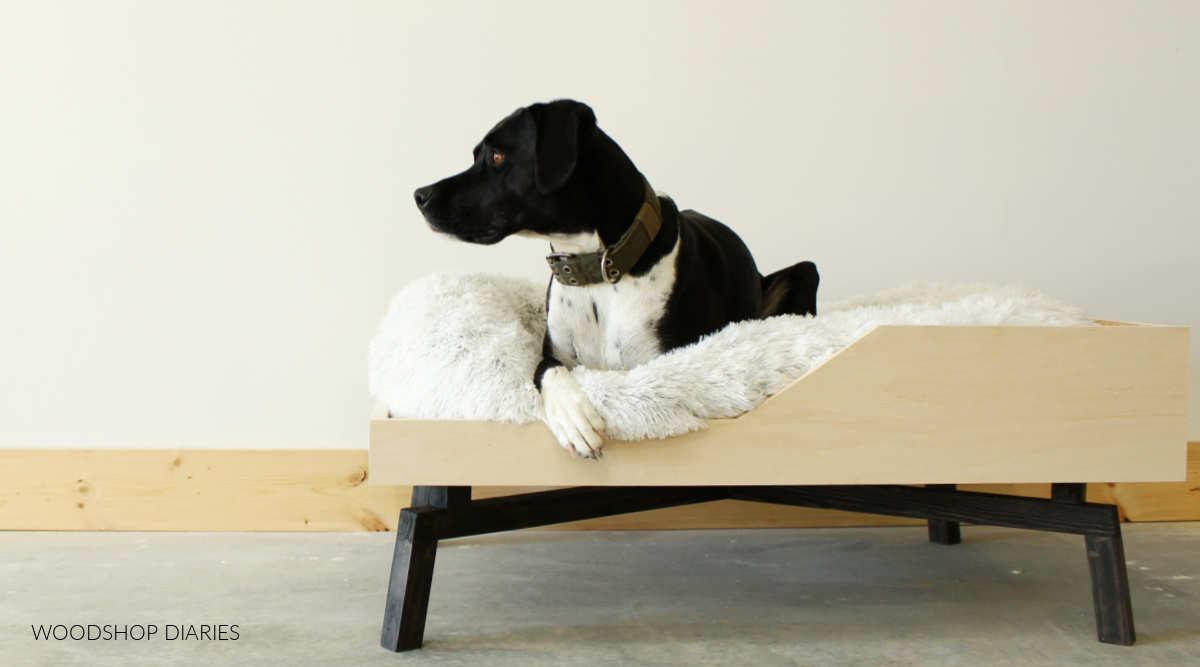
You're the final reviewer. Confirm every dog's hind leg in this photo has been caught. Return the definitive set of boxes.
[760,261,819,317]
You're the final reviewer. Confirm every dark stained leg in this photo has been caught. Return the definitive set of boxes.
[926,484,962,545]
[380,486,470,652]
[1086,529,1136,646]
[1051,483,1135,645]
[1049,484,1135,646]
[380,485,720,652]
[735,482,1137,646]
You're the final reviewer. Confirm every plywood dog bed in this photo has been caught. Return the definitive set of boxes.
[370,320,1189,651]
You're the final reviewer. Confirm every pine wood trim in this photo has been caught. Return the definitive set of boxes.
[1,444,1196,532]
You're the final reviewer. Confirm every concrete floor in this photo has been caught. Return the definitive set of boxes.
[1,524,1198,666]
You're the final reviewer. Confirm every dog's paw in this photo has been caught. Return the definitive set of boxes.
[540,367,607,459]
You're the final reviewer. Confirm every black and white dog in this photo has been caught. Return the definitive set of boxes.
[414,100,818,459]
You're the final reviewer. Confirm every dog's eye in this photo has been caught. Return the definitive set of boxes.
[491,150,505,165]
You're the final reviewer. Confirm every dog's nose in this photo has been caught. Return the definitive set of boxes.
[414,186,435,210]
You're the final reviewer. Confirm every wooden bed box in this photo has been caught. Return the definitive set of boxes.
[370,320,1189,487]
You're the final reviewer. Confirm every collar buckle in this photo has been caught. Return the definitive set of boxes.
[544,176,660,287]
[601,247,620,284]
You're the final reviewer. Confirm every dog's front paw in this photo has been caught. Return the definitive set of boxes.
[540,367,607,459]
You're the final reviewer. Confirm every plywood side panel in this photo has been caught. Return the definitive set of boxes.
[1,445,1196,531]
[371,324,1189,486]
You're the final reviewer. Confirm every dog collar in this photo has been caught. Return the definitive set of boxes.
[546,177,662,286]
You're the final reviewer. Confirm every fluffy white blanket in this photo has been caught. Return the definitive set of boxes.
[368,272,1094,440]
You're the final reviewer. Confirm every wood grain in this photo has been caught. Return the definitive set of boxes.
[371,322,1190,486]
[0,449,400,531]
[1,444,1196,531]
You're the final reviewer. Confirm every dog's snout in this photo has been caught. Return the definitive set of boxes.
[414,186,435,210]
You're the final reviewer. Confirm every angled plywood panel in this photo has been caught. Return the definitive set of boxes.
[369,322,1189,487]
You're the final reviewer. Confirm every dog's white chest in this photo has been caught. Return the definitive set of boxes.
[546,240,678,371]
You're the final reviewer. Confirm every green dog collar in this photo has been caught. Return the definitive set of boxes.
[546,177,662,286]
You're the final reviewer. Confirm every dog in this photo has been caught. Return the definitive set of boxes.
[414,99,818,459]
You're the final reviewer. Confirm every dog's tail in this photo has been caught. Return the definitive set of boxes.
[760,261,819,318]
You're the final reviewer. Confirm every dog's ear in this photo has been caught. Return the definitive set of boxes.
[532,100,595,193]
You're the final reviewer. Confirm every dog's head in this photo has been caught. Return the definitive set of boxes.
[413,99,604,244]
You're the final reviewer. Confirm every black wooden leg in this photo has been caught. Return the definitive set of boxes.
[1050,483,1135,645]
[380,485,469,652]
[1086,526,1136,645]
[380,507,439,651]
[926,484,961,545]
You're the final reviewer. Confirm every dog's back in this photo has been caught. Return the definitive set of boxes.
[652,205,763,352]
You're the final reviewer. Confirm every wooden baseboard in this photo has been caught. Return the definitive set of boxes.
[1,445,1196,532]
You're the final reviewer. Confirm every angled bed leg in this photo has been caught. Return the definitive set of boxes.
[925,484,961,545]
[379,485,721,652]
[380,486,470,652]
[380,507,438,652]
[1051,482,1134,646]
[734,482,1137,645]
[1086,530,1135,646]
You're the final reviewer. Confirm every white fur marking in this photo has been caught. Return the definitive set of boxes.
[547,236,679,371]
[516,231,603,254]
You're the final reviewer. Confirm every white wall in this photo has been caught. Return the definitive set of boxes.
[1,1,1196,449]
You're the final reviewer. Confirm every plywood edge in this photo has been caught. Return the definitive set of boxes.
[371,400,389,420]
[746,321,1190,421]
[1095,319,1185,328]
[1,445,1197,531]
[748,323,883,411]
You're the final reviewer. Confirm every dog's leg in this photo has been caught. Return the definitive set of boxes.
[761,261,820,317]
[539,366,607,459]
[535,328,606,459]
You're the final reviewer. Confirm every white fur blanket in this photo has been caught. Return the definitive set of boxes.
[368,272,1094,440]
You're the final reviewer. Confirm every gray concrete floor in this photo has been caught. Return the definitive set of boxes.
[1,524,1198,666]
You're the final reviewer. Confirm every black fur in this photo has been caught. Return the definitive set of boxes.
[415,99,819,388]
